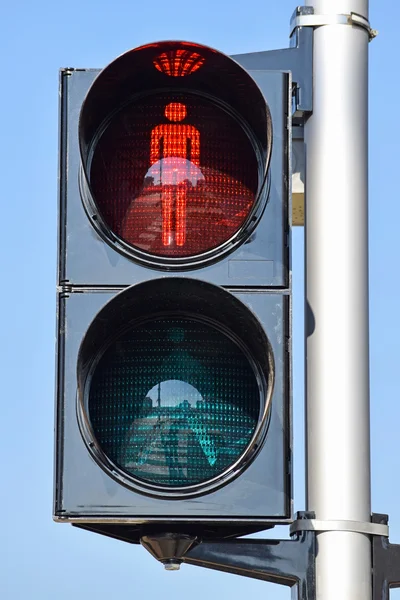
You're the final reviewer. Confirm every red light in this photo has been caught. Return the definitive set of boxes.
[153,49,205,77]
[89,92,259,259]
[149,102,200,247]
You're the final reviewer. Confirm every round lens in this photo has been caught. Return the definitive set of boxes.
[89,92,259,259]
[88,317,261,489]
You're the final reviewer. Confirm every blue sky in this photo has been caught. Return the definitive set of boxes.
[1,1,399,598]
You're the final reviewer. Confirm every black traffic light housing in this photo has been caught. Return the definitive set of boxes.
[55,41,292,542]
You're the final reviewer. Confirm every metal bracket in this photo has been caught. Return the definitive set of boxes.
[183,512,316,600]
[290,9,377,41]
[291,517,389,537]
[372,513,400,599]
[232,6,313,118]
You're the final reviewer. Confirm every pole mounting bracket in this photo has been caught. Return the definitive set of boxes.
[372,514,400,599]
[290,517,389,537]
[183,511,316,600]
[290,8,377,41]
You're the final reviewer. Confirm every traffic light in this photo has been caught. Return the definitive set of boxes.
[55,41,291,543]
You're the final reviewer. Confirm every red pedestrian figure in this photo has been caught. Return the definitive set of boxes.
[149,102,201,247]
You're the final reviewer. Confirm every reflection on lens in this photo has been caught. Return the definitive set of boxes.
[88,317,261,487]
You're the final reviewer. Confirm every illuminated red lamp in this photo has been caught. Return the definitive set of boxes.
[149,102,200,247]
[153,49,205,77]
[79,40,272,266]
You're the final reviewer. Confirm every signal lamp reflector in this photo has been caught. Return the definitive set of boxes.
[77,278,273,498]
[79,41,272,268]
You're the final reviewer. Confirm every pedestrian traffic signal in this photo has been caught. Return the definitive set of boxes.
[77,41,272,272]
[55,41,291,544]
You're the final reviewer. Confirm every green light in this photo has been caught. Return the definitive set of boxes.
[89,317,260,488]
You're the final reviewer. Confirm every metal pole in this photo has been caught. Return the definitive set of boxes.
[304,0,371,598]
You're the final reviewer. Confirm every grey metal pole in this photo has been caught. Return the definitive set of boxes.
[304,0,371,598]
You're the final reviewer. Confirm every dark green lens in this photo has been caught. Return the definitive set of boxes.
[88,317,260,488]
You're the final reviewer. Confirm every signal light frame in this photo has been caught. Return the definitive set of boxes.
[55,287,291,526]
[59,67,289,290]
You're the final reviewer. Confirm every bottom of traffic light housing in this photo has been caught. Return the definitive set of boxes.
[72,521,276,549]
